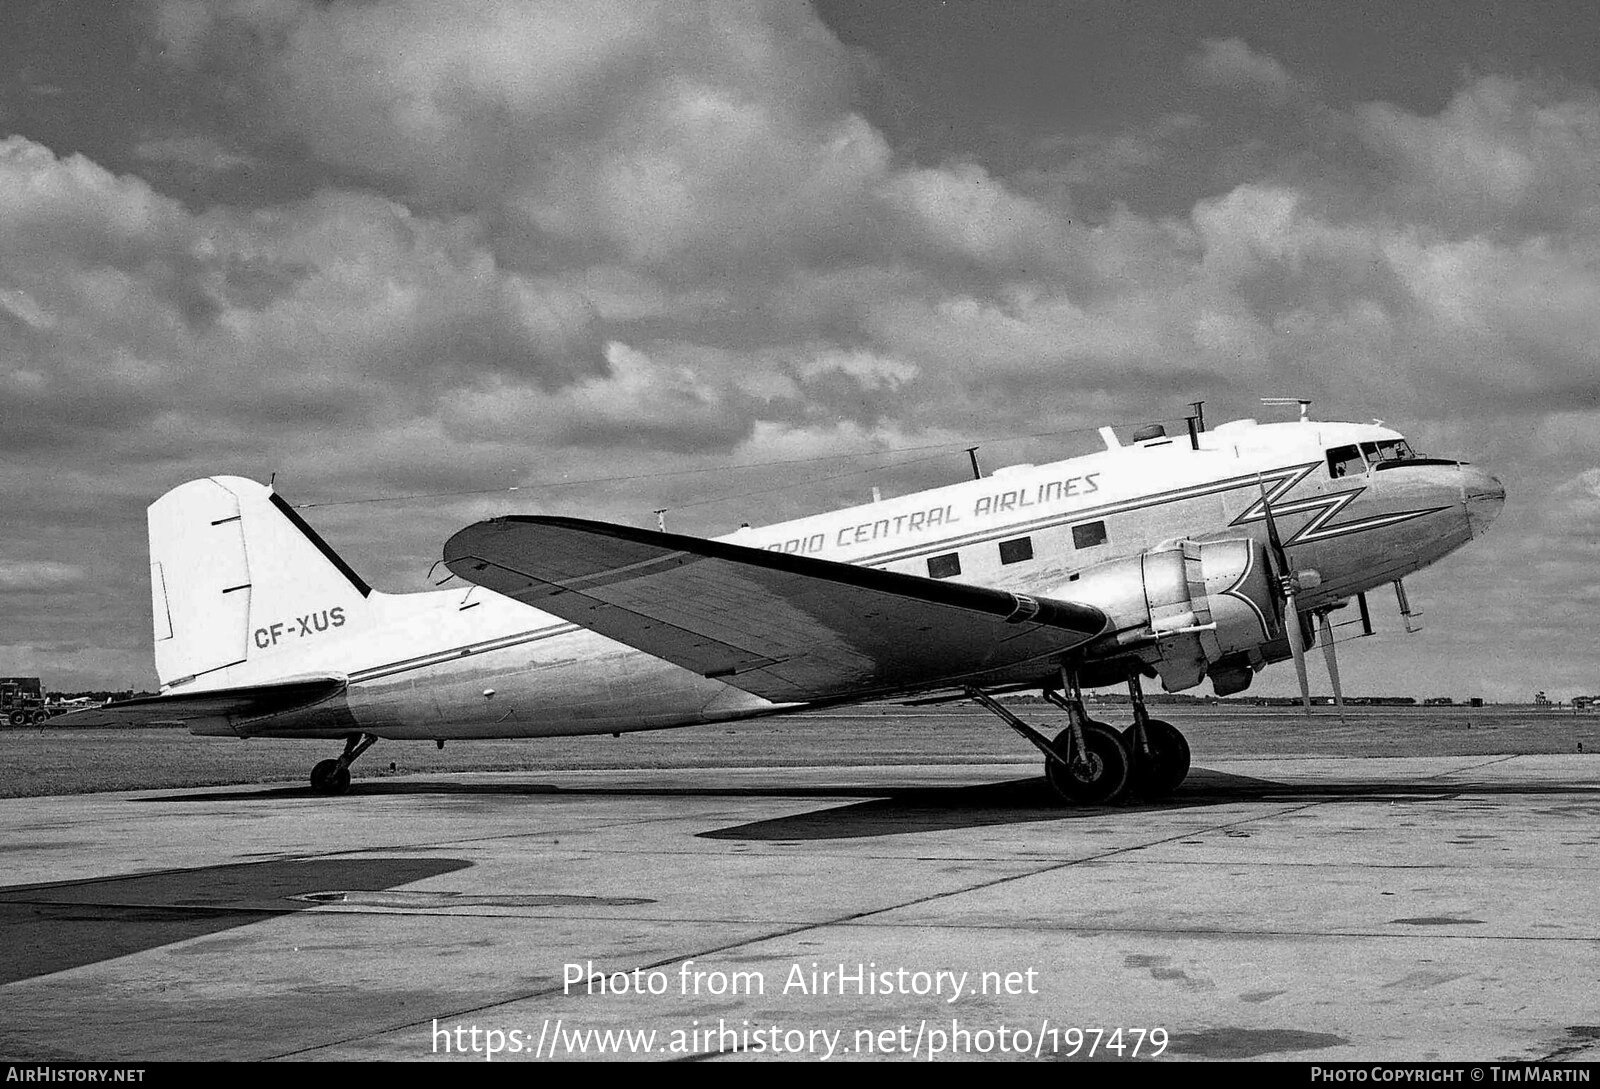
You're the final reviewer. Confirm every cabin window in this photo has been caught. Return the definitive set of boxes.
[998,537,1033,565]
[1072,521,1107,549]
[927,552,961,579]
[1327,445,1364,478]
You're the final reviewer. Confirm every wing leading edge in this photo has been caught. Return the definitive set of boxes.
[443,516,1108,704]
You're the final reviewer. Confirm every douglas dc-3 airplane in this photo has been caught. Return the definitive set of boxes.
[78,411,1504,803]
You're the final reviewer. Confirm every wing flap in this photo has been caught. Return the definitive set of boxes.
[443,517,1107,702]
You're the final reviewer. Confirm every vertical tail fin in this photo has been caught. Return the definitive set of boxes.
[148,476,370,687]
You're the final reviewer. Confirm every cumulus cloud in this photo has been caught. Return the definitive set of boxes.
[879,162,1075,272]
[143,0,880,271]
[1358,76,1600,236]
[0,136,610,451]
[1187,38,1300,102]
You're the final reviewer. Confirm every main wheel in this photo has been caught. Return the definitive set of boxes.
[1046,721,1132,805]
[310,759,351,795]
[1130,718,1191,799]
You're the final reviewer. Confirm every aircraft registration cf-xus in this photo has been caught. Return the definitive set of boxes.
[79,411,1504,803]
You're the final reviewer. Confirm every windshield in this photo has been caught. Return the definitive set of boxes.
[1328,437,1422,478]
[1362,438,1416,464]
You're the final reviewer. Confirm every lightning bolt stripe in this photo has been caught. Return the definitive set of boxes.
[1229,467,1451,547]
[1286,505,1452,546]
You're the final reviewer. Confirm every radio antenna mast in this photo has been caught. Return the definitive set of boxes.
[1261,397,1312,422]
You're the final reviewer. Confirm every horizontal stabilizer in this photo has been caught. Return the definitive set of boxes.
[443,516,1107,703]
[54,675,347,729]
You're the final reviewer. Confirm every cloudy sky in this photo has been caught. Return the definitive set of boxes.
[2,1,1596,701]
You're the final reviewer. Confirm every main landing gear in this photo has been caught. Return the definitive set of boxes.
[1120,672,1190,799]
[965,669,1191,806]
[309,733,376,795]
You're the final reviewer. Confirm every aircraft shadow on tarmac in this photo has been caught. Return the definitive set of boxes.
[698,769,1600,840]
[0,857,470,985]
[139,768,1599,841]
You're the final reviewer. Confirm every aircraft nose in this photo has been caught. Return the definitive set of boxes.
[1461,464,1505,538]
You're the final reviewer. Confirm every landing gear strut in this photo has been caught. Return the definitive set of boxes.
[1122,672,1190,799]
[966,667,1195,805]
[965,669,1132,806]
[310,733,376,795]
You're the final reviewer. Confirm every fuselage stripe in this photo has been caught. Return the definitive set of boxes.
[349,622,580,683]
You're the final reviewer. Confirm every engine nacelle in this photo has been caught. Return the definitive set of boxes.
[1050,537,1282,693]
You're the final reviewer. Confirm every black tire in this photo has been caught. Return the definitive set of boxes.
[7,710,26,727]
[29,710,50,725]
[1046,721,1132,805]
[310,759,351,795]
[1131,718,1191,799]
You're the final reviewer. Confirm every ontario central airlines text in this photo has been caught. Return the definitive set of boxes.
[762,472,1101,555]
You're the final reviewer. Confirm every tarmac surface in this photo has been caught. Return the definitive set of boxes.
[2,745,1598,1063]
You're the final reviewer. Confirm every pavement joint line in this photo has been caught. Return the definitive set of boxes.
[266,799,1325,1059]
[1421,754,1523,778]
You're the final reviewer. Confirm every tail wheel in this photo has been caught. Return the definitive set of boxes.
[1046,721,1132,805]
[1132,718,1191,799]
[310,759,352,795]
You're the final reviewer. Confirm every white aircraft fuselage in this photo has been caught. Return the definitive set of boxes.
[162,417,1502,742]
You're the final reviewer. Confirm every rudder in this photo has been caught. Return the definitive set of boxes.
[148,476,370,687]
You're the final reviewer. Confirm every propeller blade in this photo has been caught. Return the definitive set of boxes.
[1257,475,1289,570]
[1286,587,1311,712]
[1318,611,1345,719]
[1259,476,1310,713]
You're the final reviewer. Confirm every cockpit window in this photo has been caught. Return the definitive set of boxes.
[1330,438,1421,478]
[1327,445,1364,478]
[1362,439,1416,464]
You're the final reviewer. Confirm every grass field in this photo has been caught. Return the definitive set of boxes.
[3,704,1597,798]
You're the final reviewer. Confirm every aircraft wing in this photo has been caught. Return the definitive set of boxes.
[443,517,1108,703]
[53,675,347,729]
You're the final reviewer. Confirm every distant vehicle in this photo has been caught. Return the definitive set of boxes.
[2,678,63,726]
[69,413,1503,802]
[1424,697,1455,706]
